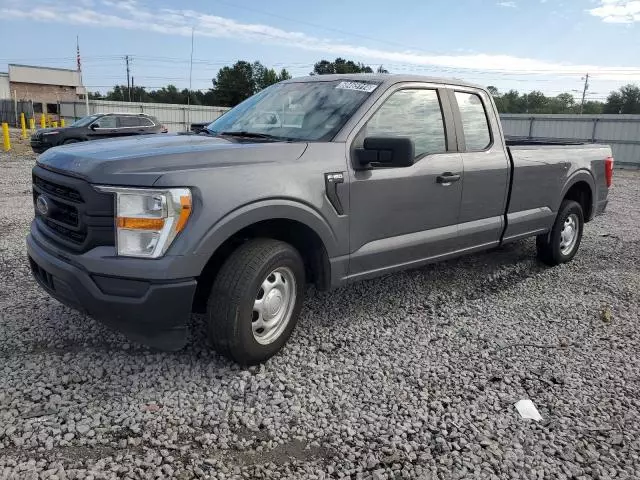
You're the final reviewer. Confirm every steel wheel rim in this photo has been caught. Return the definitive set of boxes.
[560,213,579,255]
[252,266,297,345]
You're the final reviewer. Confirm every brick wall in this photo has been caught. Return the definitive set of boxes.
[10,82,80,104]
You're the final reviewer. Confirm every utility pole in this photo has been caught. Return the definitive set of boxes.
[580,73,590,114]
[131,76,134,102]
[77,36,89,116]
[125,55,131,102]
[187,27,195,131]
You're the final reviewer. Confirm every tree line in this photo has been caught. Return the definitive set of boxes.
[488,85,640,115]
[89,58,380,107]
[89,57,640,114]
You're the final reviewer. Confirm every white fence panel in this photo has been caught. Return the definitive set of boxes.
[59,100,230,133]
[501,114,640,168]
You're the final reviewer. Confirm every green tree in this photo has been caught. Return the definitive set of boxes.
[148,85,184,104]
[603,84,640,114]
[210,61,255,107]
[581,101,603,115]
[277,68,292,81]
[311,57,373,75]
[252,61,279,92]
[498,90,526,113]
[551,93,575,113]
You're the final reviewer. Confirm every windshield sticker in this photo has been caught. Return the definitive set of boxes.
[335,81,378,93]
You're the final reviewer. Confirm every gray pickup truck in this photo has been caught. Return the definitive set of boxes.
[27,74,614,364]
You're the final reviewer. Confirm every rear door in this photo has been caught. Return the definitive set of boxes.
[347,84,464,280]
[116,115,148,137]
[448,88,510,250]
[136,116,159,134]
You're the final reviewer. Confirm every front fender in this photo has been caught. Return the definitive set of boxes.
[193,199,340,262]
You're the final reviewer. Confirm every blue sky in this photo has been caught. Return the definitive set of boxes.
[1,0,639,101]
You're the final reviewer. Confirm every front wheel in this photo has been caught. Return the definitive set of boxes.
[536,200,584,266]
[207,239,305,365]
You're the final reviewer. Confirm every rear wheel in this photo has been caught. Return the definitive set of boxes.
[536,200,584,266]
[206,238,305,365]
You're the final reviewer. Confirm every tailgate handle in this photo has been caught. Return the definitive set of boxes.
[437,172,461,185]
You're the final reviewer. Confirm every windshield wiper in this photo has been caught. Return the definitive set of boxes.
[218,131,289,141]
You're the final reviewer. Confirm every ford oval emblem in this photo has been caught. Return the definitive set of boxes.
[36,195,50,216]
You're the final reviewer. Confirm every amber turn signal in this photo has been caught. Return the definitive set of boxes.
[117,217,165,230]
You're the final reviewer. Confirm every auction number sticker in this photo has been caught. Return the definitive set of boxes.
[336,81,378,93]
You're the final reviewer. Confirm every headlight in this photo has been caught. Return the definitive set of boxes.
[94,186,192,258]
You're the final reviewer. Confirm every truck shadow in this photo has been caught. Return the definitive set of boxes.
[17,239,544,360]
[297,239,547,328]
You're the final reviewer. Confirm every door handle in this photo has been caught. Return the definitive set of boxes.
[437,172,461,185]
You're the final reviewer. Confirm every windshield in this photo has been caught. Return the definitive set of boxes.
[206,80,379,141]
[71,115,100,127]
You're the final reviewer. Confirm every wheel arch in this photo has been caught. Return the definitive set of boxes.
[560,171,595,222]
[191,201,337,312]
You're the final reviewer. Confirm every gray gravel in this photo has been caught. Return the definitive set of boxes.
[1,150,640,479]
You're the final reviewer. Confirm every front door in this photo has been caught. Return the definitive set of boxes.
[87,115,118,139]
[347,86,464,281]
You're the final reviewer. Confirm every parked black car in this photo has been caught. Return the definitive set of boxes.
[30,113,167,154]
[190,122,209,134]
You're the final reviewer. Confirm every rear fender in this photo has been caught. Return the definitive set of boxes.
[559,170,596,220]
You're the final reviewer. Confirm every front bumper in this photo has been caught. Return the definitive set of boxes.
[26,232,197,351]
[30,139,52,154]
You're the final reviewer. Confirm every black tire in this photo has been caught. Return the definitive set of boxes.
[536,200,584,266]
[207,238,305,365]
[62,139,80,145]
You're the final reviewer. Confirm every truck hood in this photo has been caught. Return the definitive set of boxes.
[36,134,308,186]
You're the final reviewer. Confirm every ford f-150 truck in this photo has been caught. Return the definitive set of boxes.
[27,74,614,364]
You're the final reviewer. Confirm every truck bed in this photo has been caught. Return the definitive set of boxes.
[501,140,612,243]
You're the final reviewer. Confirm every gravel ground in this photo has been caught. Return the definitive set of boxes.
[1,151,639,480]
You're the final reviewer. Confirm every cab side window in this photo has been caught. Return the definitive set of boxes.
[92,116,117,128]
[455,92,491,151]
[358,89,447,159]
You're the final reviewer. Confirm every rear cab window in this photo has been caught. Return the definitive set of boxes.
[454,91,492,151]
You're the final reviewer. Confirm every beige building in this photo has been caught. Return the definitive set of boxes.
[5,64,86,116]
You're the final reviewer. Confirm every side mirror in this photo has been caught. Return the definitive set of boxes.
[355,137,415,168]
[90,123,98,130]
